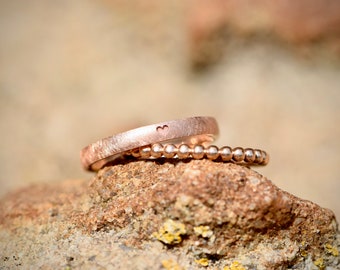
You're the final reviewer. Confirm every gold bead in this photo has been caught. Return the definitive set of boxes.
[244,148,255,163]
[232,147,245,162]
[254,149,263,163]
[151,143,163,158]
[261,151,269,165]
[192,145,204,159]
[163,144,177,158]
[177,144,190,159]
[206,145,219,160]
[140,146,151,158]
[131,148,141,158]
[219,146,232,161]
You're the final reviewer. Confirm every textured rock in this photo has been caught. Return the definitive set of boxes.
[0,160,339,269]
[2,0,340,226]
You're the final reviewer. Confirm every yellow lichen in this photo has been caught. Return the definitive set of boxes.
[324,243,339,257]
[161,259,185,270]
[194,258,209,267]
[193,226,213,238]
[300,250,308,257]
[313,258,325,270]
[153,219,186,245]
[223,261,246,270]
[299,241,308,257]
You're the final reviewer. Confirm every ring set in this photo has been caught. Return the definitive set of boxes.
[80,116,269,171]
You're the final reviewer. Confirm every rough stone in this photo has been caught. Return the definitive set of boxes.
[0,160,339,269]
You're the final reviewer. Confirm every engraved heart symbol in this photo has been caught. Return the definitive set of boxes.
[156,125,169,135]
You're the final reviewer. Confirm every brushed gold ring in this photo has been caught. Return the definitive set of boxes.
[80,116,219,171]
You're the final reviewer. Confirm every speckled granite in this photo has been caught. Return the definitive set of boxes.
[0,160,339,269]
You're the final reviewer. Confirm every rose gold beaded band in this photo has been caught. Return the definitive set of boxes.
[80,116,219,171]
[126,143,269,166]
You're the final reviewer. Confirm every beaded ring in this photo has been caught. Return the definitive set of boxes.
[81,116,219,171]
[80,116,270,171]
[126,143,269,166]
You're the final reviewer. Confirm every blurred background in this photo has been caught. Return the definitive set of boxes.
[0,0,339,219]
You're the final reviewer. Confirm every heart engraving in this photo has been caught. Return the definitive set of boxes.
[156,125,169,134]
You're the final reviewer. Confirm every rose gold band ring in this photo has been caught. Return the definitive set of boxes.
[80,116,219,171]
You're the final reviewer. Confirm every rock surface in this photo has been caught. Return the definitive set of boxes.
[0,160,339,269]
[1,0,340,224]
